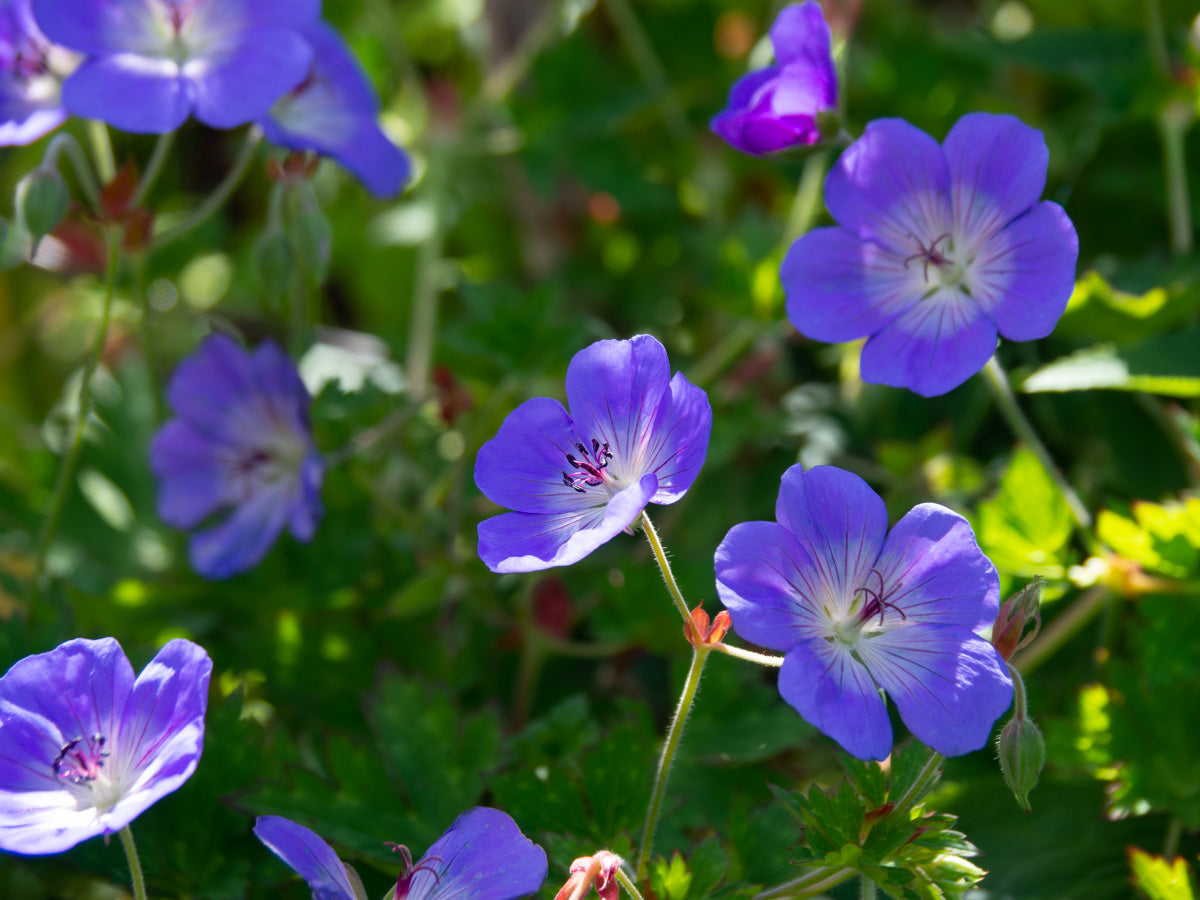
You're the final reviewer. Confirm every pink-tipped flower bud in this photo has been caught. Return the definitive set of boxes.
[992,578,1043,661]
[553,851,624,900]
[997,715,1046,813]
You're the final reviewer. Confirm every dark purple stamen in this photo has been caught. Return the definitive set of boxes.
[389,844,444,900]
[562,438,613,493]
[903,232,952,281]
[855,569,906,625]
[52,733,109,784]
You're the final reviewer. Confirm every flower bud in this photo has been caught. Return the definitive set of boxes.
[254,229,293,297]
[992,578,1043,660]
[997,715,1045,812]
[17,166,68,241]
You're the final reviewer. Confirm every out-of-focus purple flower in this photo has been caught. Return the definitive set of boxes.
[0,637,211,855]
[261,22,409,198]
[474,335,711,573]
[0,0,76,145]
[781,113,1079,396]
[150,333,323,579]
[31,0,320,133]
[710,1,837,155]
[715,464,1012,760]
[254,807,548,900]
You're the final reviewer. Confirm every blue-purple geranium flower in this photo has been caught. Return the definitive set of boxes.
[0,637,211,855]
[474,335,712,573]
[710,1,837,155]
[715,464,1012,760]
[254,806,548,900]
[781,113,1079,396]
[261,21,410,198]
[0,0,76,145]
[150,333,323,579]
[31,0,319,133]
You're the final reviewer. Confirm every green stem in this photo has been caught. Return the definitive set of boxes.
[43,133,103,212]
[710,642,783,667]
[132,253,164,422]
[614,864,647,900]
[860,875,877,900]
[119,826,147,900]
[478,0,566,107]
[782,152,829,245]
[893,748,943,815]
[639,511,691,623]
[602,0,688,139]
[27,234,120,615]
[754,867,858,900]
[981,356,1094,535]
[1164,816,1182,859]
[131,130,175,209]
[404,152,448,401]
[87,120,115,184]
[635,645,711,881]
[1159,104,1193,256]
[152,126,262,249]
[1008,663,1030,720]
[1010,585,1108,674]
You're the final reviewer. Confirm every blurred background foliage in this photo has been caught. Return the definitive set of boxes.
[1,0,1200,897]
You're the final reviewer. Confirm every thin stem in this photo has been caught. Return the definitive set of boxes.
[981,356,1094,535]
[27,234,120,615]
[1159,104,1193,256]
[614,865,647,900]
[478,0,566,107]
[132,252,164,422]
[404,152,448,401]
[860,875,877,900]
[782,151,829,246]
[602,0,688,139]
[43,133,102,212]
[119,826,147,900]
[754,867,858,900]
[326,403,419,467]
[131,130,175,209]
[1010,585,1108,674]
[635,646,711,881]
[152,126,262,249]
[1164,816,1182,859]
[639,511,691,623]
[87,120,115,184]
[710,642,783,667]
[1009,664,1030,720]
[892,748,943,815]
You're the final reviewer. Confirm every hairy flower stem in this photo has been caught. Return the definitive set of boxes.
[711,642,783,667]
[152,126,262,249]
[754,866,858,900]
[131,130,175,208]
[981,356,1095,540]
[27,234,120,617]
[119,826,147,900]
[88,120,115,184]
[893,749,944,815]
[639,511,691,624]
[614,864,647,900]
[635,645,711,881]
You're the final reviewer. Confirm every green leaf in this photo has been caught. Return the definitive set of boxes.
[1022,331,1200,397]
[1129,848,1196,900]
[1096,498,1200,579]
[976,448,1074,578]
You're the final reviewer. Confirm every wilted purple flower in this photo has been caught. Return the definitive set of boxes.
[781,113,1079,396]
[261,22,410,198]
[0,0,75,145]
[710,1,837,155]
[254,807,549,900]
[0,637,211,855]
[150,333,323,579]
[31,0,320,133]
[715,464,1012,760]
[474,335,711,573]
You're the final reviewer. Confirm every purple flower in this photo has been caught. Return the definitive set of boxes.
[254,806,549,900]
[714,465,1012,760]
[150,333,323,579]
[261,22,410,198]
[0,0,75,145]
[31,0,320,133]
[781,113,1079,397]
[474,335,711,573]
[710,1,837,155]
[0,637,211,855]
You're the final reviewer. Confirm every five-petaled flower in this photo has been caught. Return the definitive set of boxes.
[474,335,712,573]
[0,636,211,855]
[781,113,1079,396]
[254,806,548,900]
[715,464,1013,760]
[150,333,324,579]
[710,1,837,156]
[0,0,75,145]
[31,0,320,133]
[261,21,410,198]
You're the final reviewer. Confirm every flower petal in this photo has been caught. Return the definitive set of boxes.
[970,200,1079,342]
[254,816,363,900]
[31,0,158,55]
[857,625,1013,756]
[874,503,1000,631]
[779,639,892,760]
[859,294,998,397]
[782,226,921,343]
[407,807,548,900]
[166,334,259,441]
[715,520,829,651]
[188,482,295,578]
[60,56,191,133]
[943,112,1049,244]
[773,465,888,616]
[149,420,231,529]
[642,371,711,503]
[770,1,835,71]
[189,29,312,129]
[825,118,951,255]
[477,474,657,573]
